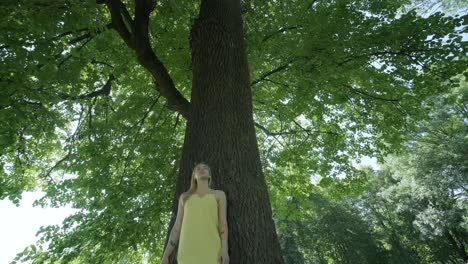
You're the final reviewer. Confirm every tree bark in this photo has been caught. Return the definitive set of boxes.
[165,0,284,263]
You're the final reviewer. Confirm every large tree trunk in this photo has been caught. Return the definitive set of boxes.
[165,0,284,263]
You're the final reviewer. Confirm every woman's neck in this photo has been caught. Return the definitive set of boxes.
[197,180,210,193]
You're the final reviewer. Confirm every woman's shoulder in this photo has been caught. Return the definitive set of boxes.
[212,189,226,199]
[179,192,190,203]
[212,189,225,194]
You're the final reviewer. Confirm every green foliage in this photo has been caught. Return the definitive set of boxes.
[273,80,467,263]
[275,191,386,264]
[349,81,468,263]
[0,0,467,262]
[251,0,467,181]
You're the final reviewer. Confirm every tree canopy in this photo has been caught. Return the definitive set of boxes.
[0,0,467,263]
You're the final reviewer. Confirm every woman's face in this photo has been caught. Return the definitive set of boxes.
[195,164,210,180]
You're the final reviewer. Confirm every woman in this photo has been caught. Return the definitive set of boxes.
[161,162,230,264]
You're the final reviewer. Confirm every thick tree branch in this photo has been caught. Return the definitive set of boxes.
[3,74,115,113]
[68,23,113,45]
[254,121,338,136]
[339,49,453,84]
[99,0,190,119]
[59,74,115,100]
[251,61,293,87]
[104,0,135,48]
[2,23,113,52]
[262,26,303,42]
[342,84,400,102]
[58,34,96,68]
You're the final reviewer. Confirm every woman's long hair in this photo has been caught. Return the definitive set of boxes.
[182,162,213,204]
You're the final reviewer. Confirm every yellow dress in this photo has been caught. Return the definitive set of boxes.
[177,193,221,264]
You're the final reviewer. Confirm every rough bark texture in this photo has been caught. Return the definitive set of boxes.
[165,0,284,263]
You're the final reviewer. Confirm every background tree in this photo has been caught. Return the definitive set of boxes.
[295,192,385,264]
[275,80,467,264]
[347,80,467,263]
[1,0,466,263]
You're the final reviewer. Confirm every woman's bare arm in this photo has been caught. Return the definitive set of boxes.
[162,194,185,259]
[217,190,229,254]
